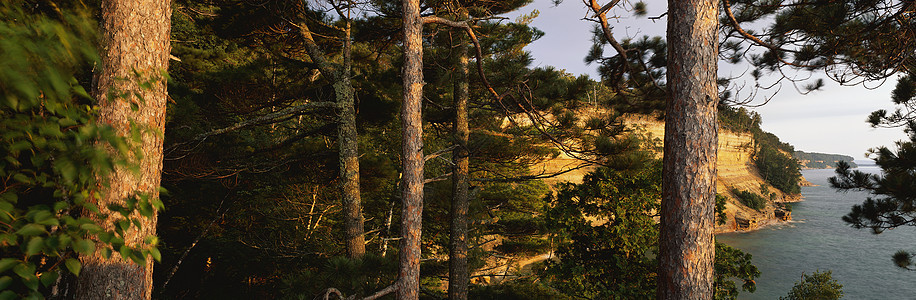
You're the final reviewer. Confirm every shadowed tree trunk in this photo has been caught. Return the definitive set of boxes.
[657,0,719,298]
[399,0,424,297]
[74,0,170,298]
[448,26,470,300]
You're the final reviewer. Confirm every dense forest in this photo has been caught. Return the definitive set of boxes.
[2,0,913,299]
[793,151,857,169]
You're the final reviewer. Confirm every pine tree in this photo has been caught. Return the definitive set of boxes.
[74,0,170,298]
[831,72,916,269]
[657,0,720,298]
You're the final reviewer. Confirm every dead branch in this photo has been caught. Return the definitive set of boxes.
[318,283,398,300]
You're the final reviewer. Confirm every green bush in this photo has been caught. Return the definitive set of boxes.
[731,189,766,211]
[755,146,802,195]
[780,270,843,300]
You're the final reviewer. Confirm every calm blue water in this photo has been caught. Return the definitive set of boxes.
[717,166,916,299]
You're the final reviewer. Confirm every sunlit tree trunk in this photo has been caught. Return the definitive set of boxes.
[74,0,170,298]
[448,27,470,300]
[398,0,424,298]
[657,0,719,298]
[336,19,366,259]
[298,13,365,260]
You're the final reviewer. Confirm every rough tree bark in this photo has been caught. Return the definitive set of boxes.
[398,0,424,297]
[336,18,366,260]
[298,15,365,259]
[448,26,470,300]
[74,0,170,299]
[657,0,719,298]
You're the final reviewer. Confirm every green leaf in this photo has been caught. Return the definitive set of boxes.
[9,141,31,153]
[39,271,58,287]
[0,290,16,300]
[0,234,16,246]
[25,237,43,256]
[0,276,12,290]
[33,211,58,226]
[13,263,35,280]
[64,258,80,276]
[117,220,130,233]
[21,274,38,291]
[11,173,30,184]
[119,245,131,260]
[149,247,161,262]
[100,247,112,259]
[0,259,18,273]
[73,239,94,255]
[53,201,68,212]
[15,224,45,236]
[79,223,102,233]
[56,159,77,184]
[129,251,145,265]
[38,123,62,138]
[72,85,91,100]
[0,192,17,204]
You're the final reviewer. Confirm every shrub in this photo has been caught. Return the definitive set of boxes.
[731,189,766,211]
[780,270,843,300]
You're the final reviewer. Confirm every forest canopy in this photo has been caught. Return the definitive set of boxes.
[5,0,905,298]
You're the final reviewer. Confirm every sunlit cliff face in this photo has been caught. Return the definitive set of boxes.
[535,113,797,232]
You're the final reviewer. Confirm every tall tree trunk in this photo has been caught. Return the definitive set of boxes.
[75,0,170,299]
[448,29,470,300]
[657,0,719,298]
[337,19,366,259]
[297,12,365,260]
[398,0,424,297]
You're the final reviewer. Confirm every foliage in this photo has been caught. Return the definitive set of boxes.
[830,125,916,269]
[719,105,761,133]
[793,151,857,169]
[468,279,570,300]
[779,271,843,300]
[731,189,767,211]
[714,243,760,300]
[829,71,916,271]
[832,131,916,234]
[543,159,759,299]
[543,162,661,299]
[716,194,728,225]
[279,254,397,299]
[755,145,801,195]
[0,2,159,298]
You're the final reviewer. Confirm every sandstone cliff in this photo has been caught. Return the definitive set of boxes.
[535,114,799,233]
[624,115,798,233]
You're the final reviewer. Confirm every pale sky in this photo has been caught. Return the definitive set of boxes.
[505,0,908,160]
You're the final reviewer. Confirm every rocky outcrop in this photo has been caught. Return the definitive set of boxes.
[628,115,800,232]
[624,115,799,233]
[530,112,801,233]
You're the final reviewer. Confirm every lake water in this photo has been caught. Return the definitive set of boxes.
[717,165,916,299]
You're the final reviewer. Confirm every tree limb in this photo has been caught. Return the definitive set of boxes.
[165,102,338,155]
[422,16,503,100]
[291,20,340,81]
[584,0,629,74]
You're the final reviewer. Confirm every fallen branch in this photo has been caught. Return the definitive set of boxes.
[319,283,398,300]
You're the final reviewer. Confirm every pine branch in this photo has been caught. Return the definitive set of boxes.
[165,102,338,156]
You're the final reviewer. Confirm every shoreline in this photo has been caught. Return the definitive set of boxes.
[715,193,805,234]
